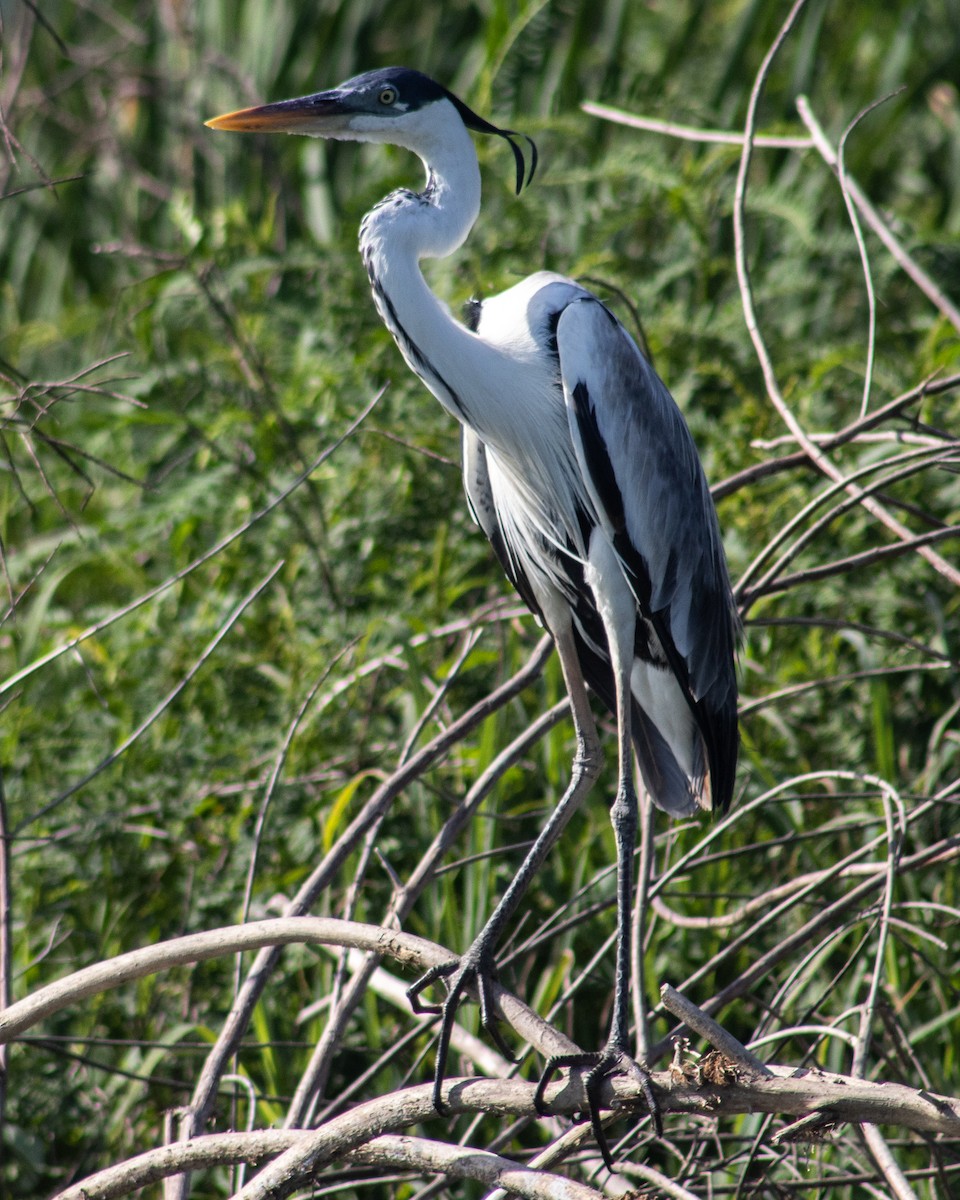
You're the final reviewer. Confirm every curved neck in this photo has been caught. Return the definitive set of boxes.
[359,123,491,427]
[362,115,481,262]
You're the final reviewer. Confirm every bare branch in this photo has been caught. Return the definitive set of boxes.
[49,1067,960,1200]
[713,373,960,500]
[581,101,813,149]
[860,1124,922,1200]
[0,389,384,701]
[732,0,960,589]
[660,985,771,1075]
[797,95,960,334]
[0,917,563,1065]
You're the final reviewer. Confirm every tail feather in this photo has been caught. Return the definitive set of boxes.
[631,700,706,817]
[571,618,717,817]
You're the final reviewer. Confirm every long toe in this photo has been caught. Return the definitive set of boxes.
[408,940,512,1114]
[535,1046,660,1171]
[534,1049,619,1169]
[535,1050,599,1115]
[584,1047,662,1167]
[407,958,458,1015]
[608,1052,661,1138]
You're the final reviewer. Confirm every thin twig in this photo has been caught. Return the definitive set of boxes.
[713,373,960,500]
[1,388,383,702]
[169,637,556,1199]
[284,627,489,1127]
[744,523,960,603]
[797,95,960,334]
[732,2,960,589]
[581,101,813,149]
[239,653,357,930]
[837,95,904,418]
[288,695,572,1130]
[735,441,955,601]
[19,562,284,829]
[651,829,960,1062]
[850,783,904,1078]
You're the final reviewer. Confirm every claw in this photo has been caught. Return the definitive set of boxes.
[407,959,458,1016]
[534,1047,661,1172]
[407,943,513,1114]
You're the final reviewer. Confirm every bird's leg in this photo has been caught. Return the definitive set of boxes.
[534,750,657,1168]
[585,753,662,1158]
[407,618,602,1112]
[534,541,660,1170]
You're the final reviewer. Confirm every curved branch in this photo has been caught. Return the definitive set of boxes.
[797,95,960,334]
[0,917,568,1064]
[239,1131,606,1200]
[732,0,960,589]
[52,1118,605,1200]
[50,1066,960,1200]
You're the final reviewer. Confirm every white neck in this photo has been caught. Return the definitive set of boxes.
[356,109,588,558]
[358,114,503,429]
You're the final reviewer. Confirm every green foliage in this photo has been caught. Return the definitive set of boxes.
[1,1,958,1196]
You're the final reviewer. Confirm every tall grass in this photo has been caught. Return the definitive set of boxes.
[1,1,958,1196]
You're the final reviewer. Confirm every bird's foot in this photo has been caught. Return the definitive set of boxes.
[407,940,515,1113]
[534,1044,661,1171]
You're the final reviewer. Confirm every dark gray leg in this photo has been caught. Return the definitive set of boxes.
[407,618,602,1110]
[534,543,661,1169]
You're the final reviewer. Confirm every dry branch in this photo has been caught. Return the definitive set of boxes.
[796,95,960,334]
[0,918,567,1061]
[49,1067,960,1200]
[580,100,813,149]
[51,1118,608,1200]
[8,915,958,1200]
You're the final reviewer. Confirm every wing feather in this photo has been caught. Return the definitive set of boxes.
[462,425,545,623]
[556,297,739,812]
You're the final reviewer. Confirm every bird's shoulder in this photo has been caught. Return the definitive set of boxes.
[469,271,591,356]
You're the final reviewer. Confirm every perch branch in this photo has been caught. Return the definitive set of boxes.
[12,918,960,1200]
[50,1066,960,1200]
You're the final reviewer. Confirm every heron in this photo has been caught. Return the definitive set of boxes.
[207,67,739,1162]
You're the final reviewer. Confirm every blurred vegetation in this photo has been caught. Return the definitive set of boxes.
[1,0,958,1196]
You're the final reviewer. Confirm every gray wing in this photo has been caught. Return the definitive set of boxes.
[555,296,739,812]
[463,422,663,776]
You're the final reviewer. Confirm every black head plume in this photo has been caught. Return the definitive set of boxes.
[242,66,539,196]
[445,94,538,196]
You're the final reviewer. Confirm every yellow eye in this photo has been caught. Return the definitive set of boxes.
[378,87,398,106]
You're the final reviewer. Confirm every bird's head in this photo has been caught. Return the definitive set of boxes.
[206,66,536,194]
